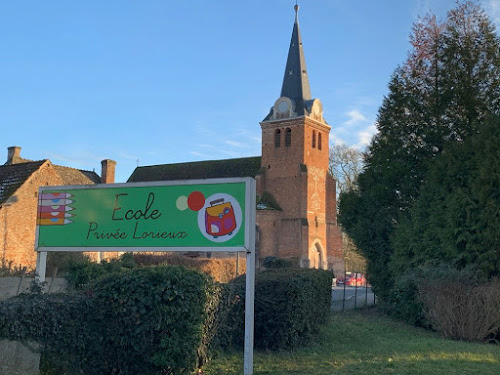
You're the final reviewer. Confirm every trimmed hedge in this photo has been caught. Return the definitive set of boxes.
[0,266,220,375]
[222,268,332,350]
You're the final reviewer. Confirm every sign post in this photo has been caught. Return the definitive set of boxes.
[35,177,256,374]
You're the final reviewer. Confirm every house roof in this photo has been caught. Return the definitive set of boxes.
[54,166,101,185]
[0,160,46,205]
[0,161,101,207]
[128,156,262,182]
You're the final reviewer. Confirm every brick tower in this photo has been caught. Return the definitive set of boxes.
[255,5,343,271]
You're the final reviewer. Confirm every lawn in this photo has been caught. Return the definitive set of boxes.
[202,309,500,375]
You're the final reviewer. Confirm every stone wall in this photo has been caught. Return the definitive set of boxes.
[0,340,40,375]
[0,276,67,375]
[0,276,67,301]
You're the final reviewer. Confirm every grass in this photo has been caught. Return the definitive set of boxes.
[202,309,500,375]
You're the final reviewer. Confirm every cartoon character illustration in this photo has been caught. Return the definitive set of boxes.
[205,198,237,238]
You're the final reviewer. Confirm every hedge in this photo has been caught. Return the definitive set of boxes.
[221,268,332,350]
[0,266,220,375]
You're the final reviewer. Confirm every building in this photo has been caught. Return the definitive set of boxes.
[128,6,343,272]
[0,146,117,270]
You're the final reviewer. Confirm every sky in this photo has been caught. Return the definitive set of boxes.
[1,0,499,182]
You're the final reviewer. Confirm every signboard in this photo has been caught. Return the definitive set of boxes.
[34,177,256,375]
[35,178,255,252]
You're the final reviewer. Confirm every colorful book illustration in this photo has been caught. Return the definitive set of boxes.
[37,191,76,226]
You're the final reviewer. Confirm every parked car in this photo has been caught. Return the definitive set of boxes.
[347,275,367,287]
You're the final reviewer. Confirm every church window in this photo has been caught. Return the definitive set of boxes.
[312,130,316,148]
[285,128,291,146]
[318,132,322,150]
[275,129,281,147]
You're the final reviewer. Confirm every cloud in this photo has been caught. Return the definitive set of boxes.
[487,0,500,27]
[329,133,346,146]
[355,123,378,149]
[342,110,368,126]
[225,140,249,148]
[190,151,208,158]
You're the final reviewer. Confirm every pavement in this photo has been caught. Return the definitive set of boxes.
[331,285,376,311]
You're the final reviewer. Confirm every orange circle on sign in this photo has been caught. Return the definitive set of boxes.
[188,191,205,211]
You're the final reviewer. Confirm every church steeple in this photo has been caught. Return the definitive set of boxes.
[263,5,325,123]
[280,5,311,105]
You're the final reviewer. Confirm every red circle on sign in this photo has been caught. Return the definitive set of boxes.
[188,191,205,211]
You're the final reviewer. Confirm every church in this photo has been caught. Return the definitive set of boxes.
[128,5,343,273]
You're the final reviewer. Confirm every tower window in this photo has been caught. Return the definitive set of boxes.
[318,132,322,150]
[312,130,316,148]
[285,128,291,146]
[275,129,281,147]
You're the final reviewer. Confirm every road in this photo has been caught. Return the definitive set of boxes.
[331,285,376,311]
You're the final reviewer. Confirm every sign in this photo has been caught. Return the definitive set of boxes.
[35,178,254,252]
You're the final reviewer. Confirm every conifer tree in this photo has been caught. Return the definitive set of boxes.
[339,1,500,304]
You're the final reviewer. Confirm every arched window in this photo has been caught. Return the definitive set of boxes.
[312,130,316,148]
[285,128,291,146]
[275,129,281,147]
[318,132,322,150]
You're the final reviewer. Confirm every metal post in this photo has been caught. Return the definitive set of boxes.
[236,252,240,277]
[365,275,368,307]
[35,251,47,283]
[243,180,256,375]
[354,272,358,309]
[342,268,346,312]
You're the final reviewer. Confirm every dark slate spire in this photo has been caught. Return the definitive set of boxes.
[280,5,311,106]
[263,4,318,122]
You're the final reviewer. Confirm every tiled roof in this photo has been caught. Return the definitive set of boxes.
[5,155,32,165]
[0,160,46,205]
[128,156,262,182]
[54,166,101,185]
[0,161,102,206]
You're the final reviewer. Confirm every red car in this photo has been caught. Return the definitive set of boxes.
[347,275,367,287]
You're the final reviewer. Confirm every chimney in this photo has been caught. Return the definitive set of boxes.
[101,159,117,184]
[7,146,21,164]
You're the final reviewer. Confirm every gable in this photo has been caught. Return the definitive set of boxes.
[128,156,262,182]
[0,160,46,205]
[54,166,101,185]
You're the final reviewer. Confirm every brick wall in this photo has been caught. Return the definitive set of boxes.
[0,162,62,269]
[0,161,118,271]
[257,115,343,270]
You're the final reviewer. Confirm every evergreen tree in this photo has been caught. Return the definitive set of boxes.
[339,1,500,306]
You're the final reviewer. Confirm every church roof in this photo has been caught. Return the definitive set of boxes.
[262,5,318,122]
[280,5,311,107]
[128,156,262,183]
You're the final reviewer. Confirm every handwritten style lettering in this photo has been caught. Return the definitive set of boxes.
[112,192,162,221]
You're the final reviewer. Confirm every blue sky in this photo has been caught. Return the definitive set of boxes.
[2,0,499,182]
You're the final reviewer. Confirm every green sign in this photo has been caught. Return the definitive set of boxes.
[35,178,255,252]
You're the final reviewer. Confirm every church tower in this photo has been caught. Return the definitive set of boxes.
[256,5,342,271]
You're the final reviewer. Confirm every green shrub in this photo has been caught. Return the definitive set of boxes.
[222,268,332,351]
[0,265,220,375]
[65,252,137,289]
[261,256,295,269]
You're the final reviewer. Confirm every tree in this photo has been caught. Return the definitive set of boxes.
[328,144,364,197]
[339,1,500,307]
[329,144,366,274]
